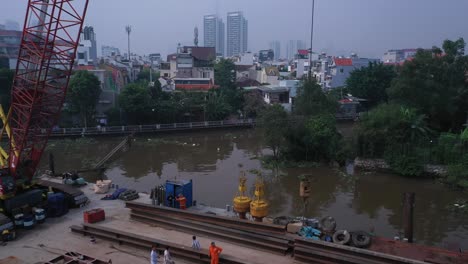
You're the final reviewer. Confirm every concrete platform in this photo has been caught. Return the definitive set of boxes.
[0,177,292,264]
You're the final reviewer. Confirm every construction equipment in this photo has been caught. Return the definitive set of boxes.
[233,171,251,219]
[0,0,89,208]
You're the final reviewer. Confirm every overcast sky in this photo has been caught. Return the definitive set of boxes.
[1,0,467,58]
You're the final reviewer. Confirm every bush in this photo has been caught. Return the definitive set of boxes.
[384,148,424,177]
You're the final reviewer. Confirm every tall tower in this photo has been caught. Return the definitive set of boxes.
[194,27,199,47]
[125,25,131,61]
[227,11,248,57]
[204,15,225,56]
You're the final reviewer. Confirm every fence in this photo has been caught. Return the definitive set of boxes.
[47,119,256,137]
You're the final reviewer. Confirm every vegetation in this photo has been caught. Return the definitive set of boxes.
[258,104,289,159]
[346,62,397,107]
[67,70,102,127]
[352,38,468,185]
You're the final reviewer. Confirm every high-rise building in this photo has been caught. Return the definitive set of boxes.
[269,41,281,60]
[227,11,248,57]
[0,25,22,69]
[203,15,225,56]
[77,26,97,65]
[286,40,306,60]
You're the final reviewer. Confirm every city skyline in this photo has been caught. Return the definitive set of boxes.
[1,0,467,58]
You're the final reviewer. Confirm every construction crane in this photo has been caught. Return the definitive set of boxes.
[0,0,89,200]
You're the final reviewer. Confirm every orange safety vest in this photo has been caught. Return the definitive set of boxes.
[176,196,187,209]
[209,245,223,264]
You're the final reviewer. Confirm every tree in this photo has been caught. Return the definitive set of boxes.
[214,58,236,89]
[243,92,266,118]
[346,62,396,107]
[119,83,152,124]
[259,105,289,159]
[0,69,14,111]
[205,91,231,120]
[305,114,342,161]
[294,77,336,116]
[68,70,101,127]
[387,38,468,131]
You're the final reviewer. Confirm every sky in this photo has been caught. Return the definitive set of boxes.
[1,0,468,59]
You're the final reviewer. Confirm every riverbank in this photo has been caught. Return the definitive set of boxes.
[354,158,448,177]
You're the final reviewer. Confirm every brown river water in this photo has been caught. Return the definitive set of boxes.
[39,128,468,250]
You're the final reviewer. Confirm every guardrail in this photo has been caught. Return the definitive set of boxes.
[46,119,256,137]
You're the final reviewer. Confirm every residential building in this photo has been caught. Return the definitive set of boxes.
[0,27,21,69]
[382,48,417,64]
[162,46,216,90]
[234,52,254,65]
[315,54,379,89]
[258,49,274,63]
[204,15,225,56]
[227,11,248,57]
[243,85,290,110]
[269,41,281,60]
[148,53,162,68]
[101,45,120,57]
[77,26,98,65]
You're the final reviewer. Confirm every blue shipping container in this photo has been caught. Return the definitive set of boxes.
[165,179,193,209]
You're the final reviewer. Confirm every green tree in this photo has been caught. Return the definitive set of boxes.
[303,114,342,161]
[119,83,152,124]
[0,69,14,111]
[214,58,236,89]
[387,38,468,131]
[68,70,101,127]
[243,92,266,118]
[205,91,232,120]
[346,62,396,106]
[259,105,289,159]
[294,77,336,116]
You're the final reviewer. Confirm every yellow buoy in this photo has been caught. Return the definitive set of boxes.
[250,178,268,222]
[233,171,251,219]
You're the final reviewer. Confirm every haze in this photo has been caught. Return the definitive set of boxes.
[1,0,467,58]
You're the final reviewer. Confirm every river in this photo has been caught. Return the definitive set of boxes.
[39,128,468,250]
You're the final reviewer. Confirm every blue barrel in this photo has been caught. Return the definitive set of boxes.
[23,215,35,230]
[34,209,46,224]
[14,214,24,228]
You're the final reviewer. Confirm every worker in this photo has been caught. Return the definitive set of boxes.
[163,246,174,264]
[150,245,159,264]
[209,242,223,264]
[192,235,201,250]
[176,193,187,210]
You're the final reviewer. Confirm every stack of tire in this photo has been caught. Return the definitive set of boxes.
[320,216,372,248]
[118,189,139,201]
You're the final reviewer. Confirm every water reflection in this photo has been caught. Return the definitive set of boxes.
[38,129,468,249]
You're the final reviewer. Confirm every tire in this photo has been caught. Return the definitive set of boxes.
[320,216,337,232]
[352,231,371,248]
[333,230,351,245]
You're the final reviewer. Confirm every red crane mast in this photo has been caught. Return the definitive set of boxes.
[0,0,89,196]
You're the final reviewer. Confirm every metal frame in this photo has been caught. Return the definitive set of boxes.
[8,0,89,180]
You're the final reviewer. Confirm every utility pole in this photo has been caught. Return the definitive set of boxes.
[309,0,315,79]
[125,25,132,61]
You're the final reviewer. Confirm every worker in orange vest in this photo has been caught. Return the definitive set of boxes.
[209,241,223,264]
[176,193,187,209]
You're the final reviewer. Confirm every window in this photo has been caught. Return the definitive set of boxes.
[78,52,85,59]
[340,68,344,73]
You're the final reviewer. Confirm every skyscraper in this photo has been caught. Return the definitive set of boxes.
[83,26,97,62]
[286,40,306,60]
[269,41,281,60]
[227,11,248,57]
[203,15,225,56]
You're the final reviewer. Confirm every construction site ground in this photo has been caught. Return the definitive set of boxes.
[0,178,294,264]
